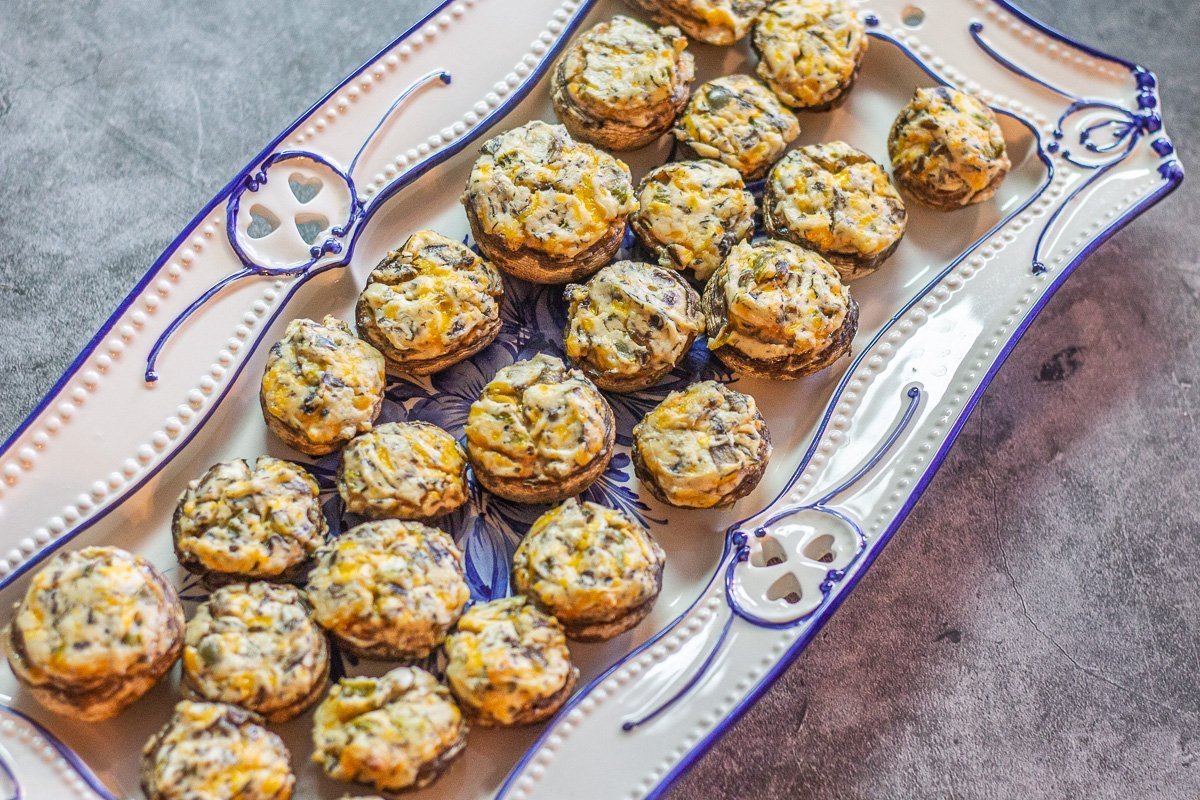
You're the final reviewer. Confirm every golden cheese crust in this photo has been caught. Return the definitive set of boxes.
[673,74,801,180]
[552,16,695,151]
[564,261,703,393]
[172,456,327,585]
[763,141,907,281]
[622,0,769,45]
[141,701,294,800]
[307,520,470,660]
[888,87,1011,209]
[5,546,184,721]
[182,582,329,723]
[631,159,757,281]
[337,421,469,520]
[260,316,386,456]
[355,230,503,376]
[702,239,858,379]
[513,498,666,640]
[312,667,467,793]
[444,596,577,726]
[632,380,771,508]
[465,353,616,504]
[751,0,868,111]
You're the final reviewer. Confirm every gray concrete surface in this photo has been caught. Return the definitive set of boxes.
[1,1,1197,798]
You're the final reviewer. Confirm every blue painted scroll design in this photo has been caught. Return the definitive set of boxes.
[0,705,118,800]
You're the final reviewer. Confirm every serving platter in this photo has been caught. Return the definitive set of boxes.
[0,1,1181,798]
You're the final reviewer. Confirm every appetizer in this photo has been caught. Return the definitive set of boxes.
[5,546,184,721]
[513,498,666,640]
[337,421,469,520]
[182,582,329,723]
[888,86,1011,209]
[632,380,771,508]
[260,316,386,456]
[141,701,294,800]
[623,0,769,45]
[702,239,858,379]
[307,520,470,660]
[631,159,757,281]
[552,15,695,151]
[763,141,907,281]
[673,74,801,181]
[355,229,504,376]
[751,0,868,111]
[444,596,577,726]
[312,667,467,793]
[461,120,638,284]
[172,456,327,586]
[465,353,616,504]
[563,260,703,392]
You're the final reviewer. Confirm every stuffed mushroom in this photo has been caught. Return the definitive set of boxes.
[703,239,858,379]
[623,0,769,45]
[632,380,771,508]
[563,261,703,392]
[465,353,616,504]
[751,0,868,111]
[337,421,469,520]
[444,596,577,726]
[888,86,1011,209]
[461,121,638,284]
[5,546,184,721]
[307,520,470,660]
[260,316,386,456]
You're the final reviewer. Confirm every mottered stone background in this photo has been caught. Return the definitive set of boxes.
[1,1,1197,798]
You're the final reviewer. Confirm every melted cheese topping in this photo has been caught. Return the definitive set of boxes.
[444,596,573,726]
[628,0,769,45]
[753,0,867,108]
[359,230,502,363]
[312,667,465,793]
[513,499,665,626]
[767,141,906,261]
[466,354,610,482]
[462,121,637,258]
[143,702,294,800]
[633,381,767,508]
[559,16,693,126]
[183,583,326,719]
[707,240,850,362]
[261,316,385,448]
[888,87,1010,204]
[632,160,756,281]
[338,422,468,520]
[174,457,326,578]
[307,521,469,658]
[12,546,180,686]
[564,261,702,382]
[674,75,800,179]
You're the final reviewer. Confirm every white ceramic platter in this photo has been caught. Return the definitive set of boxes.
[0,1,1181,798]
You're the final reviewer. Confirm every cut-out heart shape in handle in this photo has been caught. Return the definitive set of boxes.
[288,173,323,204]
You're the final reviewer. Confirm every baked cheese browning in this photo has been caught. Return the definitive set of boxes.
[5,546,184,721]
[182,583,329,722]
[356,230,503,374]
[623,0,770,45]
[462,121,637,259]
[337,421,469,520]
[673,74,801,180]
[444,596,577,726]
[513,498,665,637]
[312,667,467,793]
[564,261,703,392]
[752,0,868,110]
[260,316,386,454]
[764,141,906,277]
[307,520,469,660]
[141,701,294,800]
[888,87,1011,209]
[631,159,757,281]
[172,456,327,582]
[632,380,770,508]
